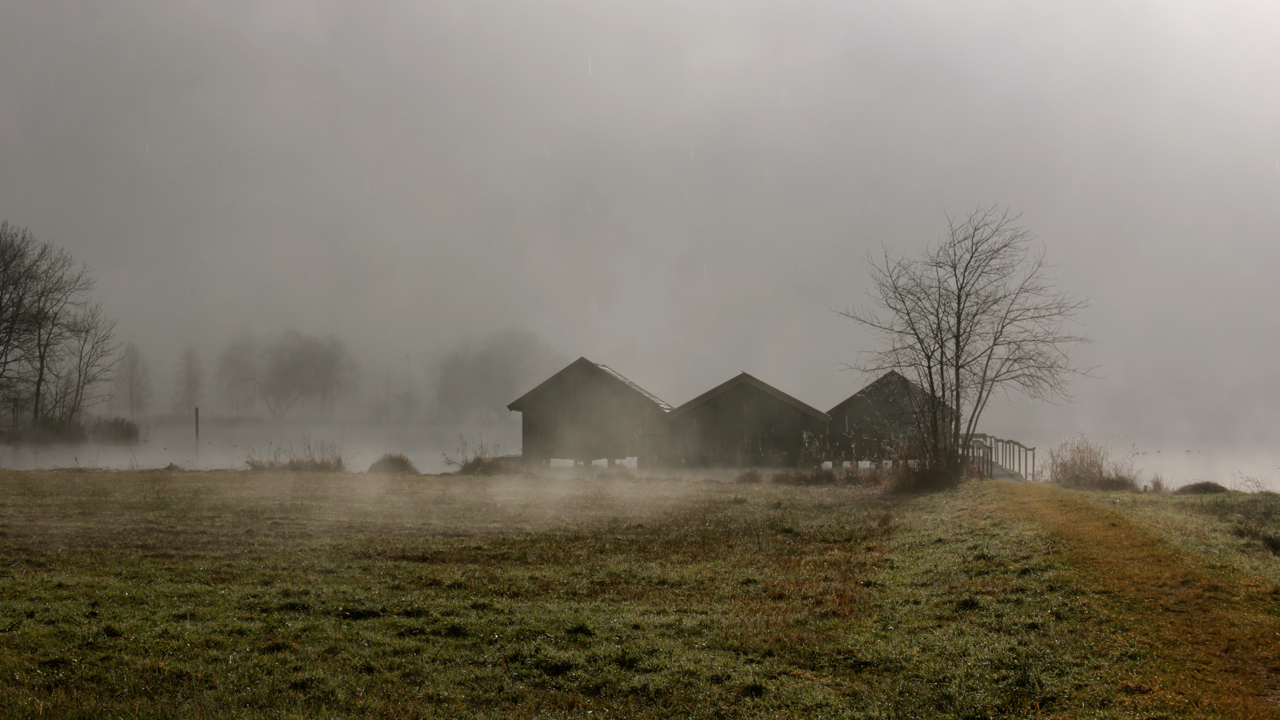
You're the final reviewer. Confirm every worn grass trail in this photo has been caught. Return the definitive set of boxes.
[996,481,1280,718]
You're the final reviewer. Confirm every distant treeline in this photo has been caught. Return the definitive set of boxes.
[116,328,564,425]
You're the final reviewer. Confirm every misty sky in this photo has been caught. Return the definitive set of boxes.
[2,0,1278,453]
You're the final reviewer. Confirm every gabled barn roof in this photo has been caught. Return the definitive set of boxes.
[670,372,830,422]
[507,357,673,413]
[827,370,934,416]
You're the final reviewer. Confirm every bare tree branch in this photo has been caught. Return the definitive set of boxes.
[839,204,1091,483]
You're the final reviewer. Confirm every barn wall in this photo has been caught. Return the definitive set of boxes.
[668,385,826,467]
[517,366,667,466]
[828,382,922,461]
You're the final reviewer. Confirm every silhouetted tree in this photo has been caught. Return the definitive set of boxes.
[171,345,204,415]
[840,205,1089,485]
[0,222,117,429]
[45,301,117,423]
[216,332,258,417]
[114,342,151,421]
[26,244,94,425]
[0,223,40,402]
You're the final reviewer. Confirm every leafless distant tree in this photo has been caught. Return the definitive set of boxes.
[114,342,151,421]
[0,224,41,401]
[25,244,93,425]
[46,301,117,424]
[431,330,566,421]
[171,345,204,415]
[0,222,118,430]
[217,330,356,419]
[840,205,1090,485]
[216,332,259,417]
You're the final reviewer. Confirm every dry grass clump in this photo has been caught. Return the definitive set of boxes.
[246,438,346,472]
[1047,435,1139,491]
[367,453,418,474]
[442,436,507,476]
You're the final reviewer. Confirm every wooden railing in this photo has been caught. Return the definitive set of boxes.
[967,434,1036,480]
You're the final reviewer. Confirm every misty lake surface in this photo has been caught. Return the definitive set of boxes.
[0,420,522,475]
[0,421,1272,492]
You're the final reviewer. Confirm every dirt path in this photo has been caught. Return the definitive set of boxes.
[995,481,1280,718]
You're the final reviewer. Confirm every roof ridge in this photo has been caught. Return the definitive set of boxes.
[671,371,829,421]
[593,362,673,412]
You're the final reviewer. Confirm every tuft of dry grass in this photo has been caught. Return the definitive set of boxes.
[442,435,509,476]
[1047,434,1139,491]
[246,438,346,472]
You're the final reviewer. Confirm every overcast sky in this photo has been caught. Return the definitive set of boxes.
[2,0,1278,453]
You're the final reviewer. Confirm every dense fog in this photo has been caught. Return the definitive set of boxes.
[1,1,1278,483]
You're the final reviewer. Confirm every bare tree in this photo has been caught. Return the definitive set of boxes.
[114,343,151,421]
[0,222,119,432]
[216,332,259,417]
[216,330,356,419]
[171,345,204,415]
[258,331,356,419]
[47,302,117,423]
[0,223,41,400]
[840,205,1089,485]
[25,245,93,425]
[431,330,566,421]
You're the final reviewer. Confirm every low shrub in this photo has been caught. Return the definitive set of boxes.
[367,453,418,474]
[1047,435,1139,491]
[1175,481,1228,495]
[734,469,762,484]
[86,417,140,444]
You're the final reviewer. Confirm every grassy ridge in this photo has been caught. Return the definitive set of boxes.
[0,471,1276,717]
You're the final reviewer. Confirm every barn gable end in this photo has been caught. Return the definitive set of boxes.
[667,373,830,467]
[507,357,671,466]
[827,371,935,461]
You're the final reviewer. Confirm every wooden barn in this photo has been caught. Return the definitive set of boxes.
[666,373,830,467]
[506,357,672,467]
[827,371,935,461]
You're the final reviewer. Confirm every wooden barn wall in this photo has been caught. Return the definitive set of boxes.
[519,369,667,465]
[828,384,920,461]
[667,385,826,467]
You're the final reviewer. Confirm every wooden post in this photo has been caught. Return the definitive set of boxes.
[194,407,199,444]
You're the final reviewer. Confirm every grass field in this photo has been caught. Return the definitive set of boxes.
[2,470,1280,718]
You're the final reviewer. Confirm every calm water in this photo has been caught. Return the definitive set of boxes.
[0,421,1273,492]
[0,420,522,475]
